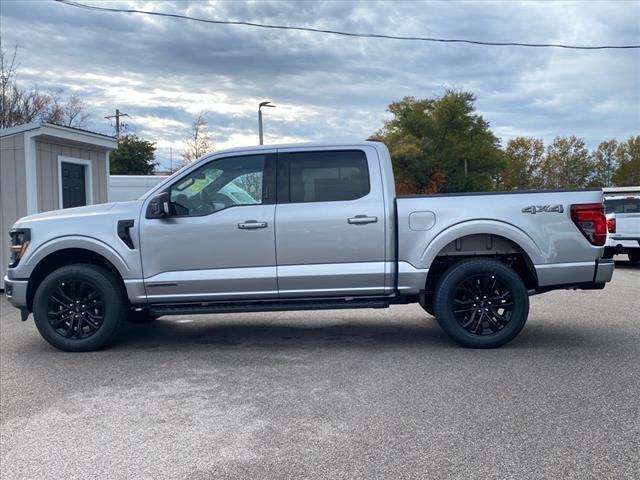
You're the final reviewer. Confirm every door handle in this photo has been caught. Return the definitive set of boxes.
[348,215,378,225]
[238,220,268,230]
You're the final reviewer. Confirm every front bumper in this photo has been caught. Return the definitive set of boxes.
[3,276,28,309]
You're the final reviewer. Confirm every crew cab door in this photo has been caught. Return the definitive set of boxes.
[275,147,387,297]
[139,152,277,303]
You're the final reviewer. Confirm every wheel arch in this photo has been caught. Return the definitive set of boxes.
[418,223,541,309]
[25,244,128,311]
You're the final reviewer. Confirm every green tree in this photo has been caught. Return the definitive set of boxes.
[539,136,592,188]
[109,134,157,175]
[612,135,640,186]
[375,90,503,193]
[589,139,619,187]
[501,137,544,190]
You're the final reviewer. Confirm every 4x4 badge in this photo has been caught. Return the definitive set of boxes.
[522,204,564,214]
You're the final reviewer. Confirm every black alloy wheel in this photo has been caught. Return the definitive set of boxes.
[433,258,529,348]
[33,264,127,352]
[451,273,514,335]
[47,279,105,339]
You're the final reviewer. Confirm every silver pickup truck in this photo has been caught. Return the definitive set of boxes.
[5,141,614,351]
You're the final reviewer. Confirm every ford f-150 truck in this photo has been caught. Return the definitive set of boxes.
[4,141,614,351]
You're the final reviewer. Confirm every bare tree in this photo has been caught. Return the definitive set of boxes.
[1,39,90,129]
[181,112,214,165]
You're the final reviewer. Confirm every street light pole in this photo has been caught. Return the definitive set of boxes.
[258,101,276,145]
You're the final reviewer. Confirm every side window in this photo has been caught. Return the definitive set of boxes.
[284,150,370,203]
[170,155,265,216]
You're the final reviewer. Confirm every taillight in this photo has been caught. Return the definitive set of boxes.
[607,217,616,234]
[570,204,607,246]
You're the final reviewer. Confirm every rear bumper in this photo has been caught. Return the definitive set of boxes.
[607,237,640,251]
[3,276,28,309]
[534,258,614,292]
[594,258,615,284]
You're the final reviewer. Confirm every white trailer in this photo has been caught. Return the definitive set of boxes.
[109,175,169,202]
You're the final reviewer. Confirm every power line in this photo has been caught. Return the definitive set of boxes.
[55,0,640,50]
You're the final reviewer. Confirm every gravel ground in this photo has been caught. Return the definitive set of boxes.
[1,259,639,480]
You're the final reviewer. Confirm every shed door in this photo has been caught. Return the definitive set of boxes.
[61,162,87,208]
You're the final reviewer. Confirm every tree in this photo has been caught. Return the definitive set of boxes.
[1,39,90,129]
[375,90,503,193]
[501,137,545,190]
[109,134,157,175]
[589,139,619,187]
[539,136,592,189]
[612,135,640,186]
[181,112,213,165]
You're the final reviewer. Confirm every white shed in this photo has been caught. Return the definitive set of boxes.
[0,121,118,287]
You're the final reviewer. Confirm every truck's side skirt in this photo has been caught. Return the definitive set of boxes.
[148,296,392,316]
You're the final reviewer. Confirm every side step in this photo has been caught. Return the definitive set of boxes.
[149,297,390,317]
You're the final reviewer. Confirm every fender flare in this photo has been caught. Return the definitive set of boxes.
[418,219,544,269]
[22,235,133,279]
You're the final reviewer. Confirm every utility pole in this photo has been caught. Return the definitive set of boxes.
[104,109,129,140]
[258,101,276,145]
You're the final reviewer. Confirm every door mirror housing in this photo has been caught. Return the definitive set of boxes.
[146,192,171,219]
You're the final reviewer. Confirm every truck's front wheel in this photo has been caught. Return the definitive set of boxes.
[433,258,529,348]
[32,264,127,352]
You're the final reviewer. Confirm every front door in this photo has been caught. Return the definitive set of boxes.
[275,147,387,297]
[139,152,277,303]
[61,162,86,208]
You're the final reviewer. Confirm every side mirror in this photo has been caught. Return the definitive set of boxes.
[146,192,171,219]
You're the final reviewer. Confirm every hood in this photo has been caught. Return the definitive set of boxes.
[14,201,142,228]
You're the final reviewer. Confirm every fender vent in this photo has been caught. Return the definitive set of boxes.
[117,220,135,249]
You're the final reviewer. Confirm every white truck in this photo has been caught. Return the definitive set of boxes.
[604,195,640,262]
[5,141,614,351]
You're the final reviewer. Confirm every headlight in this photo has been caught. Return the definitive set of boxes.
[9,228,30,268]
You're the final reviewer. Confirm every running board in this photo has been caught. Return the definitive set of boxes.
[149,298,390,316]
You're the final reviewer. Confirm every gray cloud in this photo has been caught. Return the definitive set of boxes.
[1,0,638,170]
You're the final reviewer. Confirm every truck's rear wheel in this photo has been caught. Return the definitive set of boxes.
[628,250,640,263]
[32,264,127,352]
[433,258,529,348]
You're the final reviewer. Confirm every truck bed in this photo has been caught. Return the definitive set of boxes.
[395,188,607,291]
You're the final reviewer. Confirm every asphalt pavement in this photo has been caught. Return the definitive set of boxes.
[1,259,639,480]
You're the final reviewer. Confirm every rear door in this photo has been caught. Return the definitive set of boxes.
[275,147,387,297]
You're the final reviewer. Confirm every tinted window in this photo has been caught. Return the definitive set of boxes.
[285,150,369,203]
[169,155,264,216]
[605,198,640,214]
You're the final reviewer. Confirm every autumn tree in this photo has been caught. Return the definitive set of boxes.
[501,137,544,190]
[181,112,213,165]
[109,134,157,175]
[588,139,619,187]
[539,136,592,189]
[0,40,89,129]
[375,90,503,194]
[613,135,640,186]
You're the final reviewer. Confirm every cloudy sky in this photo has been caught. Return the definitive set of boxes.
[2,0,639,169]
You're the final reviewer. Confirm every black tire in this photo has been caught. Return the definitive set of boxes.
[433,258,529,348]
[628,250,640,263]
[128,310,159,323]
[32,264,127,352]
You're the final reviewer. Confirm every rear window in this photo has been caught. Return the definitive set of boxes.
[284,150,370,203]
[604,197,640,214]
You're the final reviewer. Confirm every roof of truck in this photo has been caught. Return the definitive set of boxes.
[208,140,385,155]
